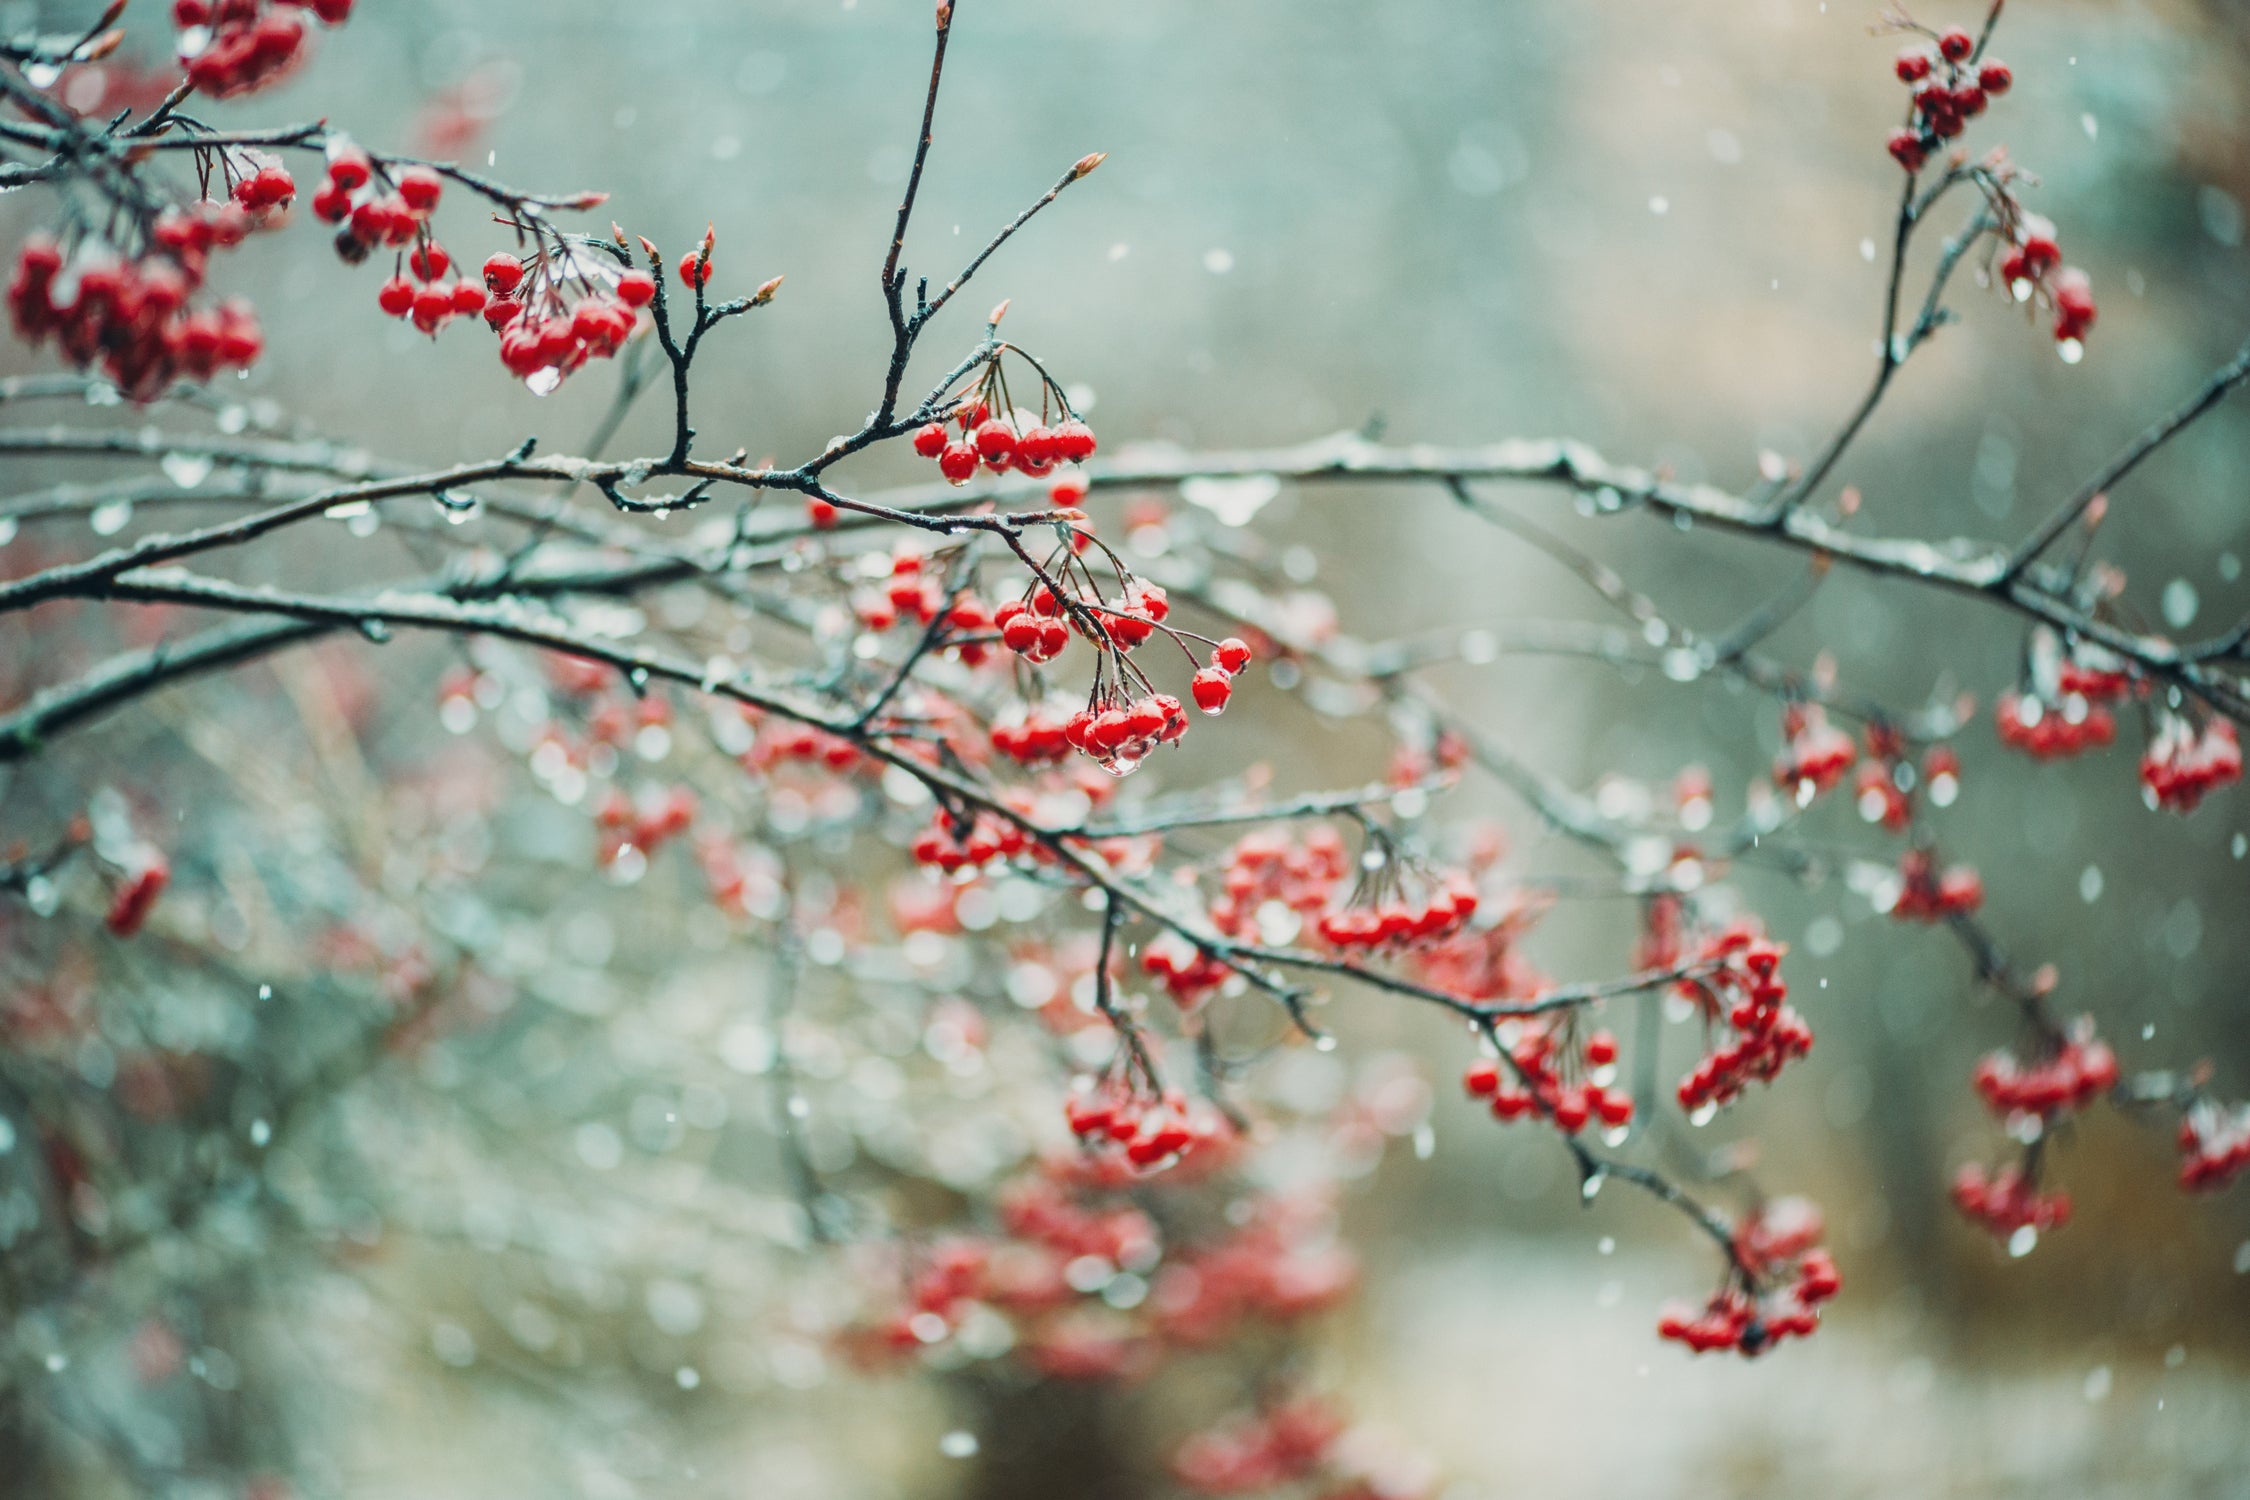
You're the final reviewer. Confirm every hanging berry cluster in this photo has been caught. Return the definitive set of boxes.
[2139,715,2241,813]
[1313,831,1479,950]
[173,0,353,99]
[1657,1198,1840,1357]
[7,225,264,401]
[1972,1020,2119,1119]
[1772,703,1857,801]
[1886,847,1983,921]
[1951,1161,2071,1238]
[1886,22,2011,170]
[910,347,1097,486]
[1462,1022,1633,1134]
[1065,1078,1222,1170]
[1996,217,2097,351]
[1995,687,2116,759]
[1676,924,1811,1114]
[989,515,1254,776]
[2176,1100,2250,1191]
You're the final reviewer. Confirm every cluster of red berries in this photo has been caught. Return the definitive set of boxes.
[1995,689,2116,760]
[1773,704,1857,799]
[105,853,171,938]
[1888,848,1984,921]
[1971,1023,2119,1118]
[1315,874,1478,949]
[593,785,696,867]
[911,810,1032,874]
[1951,1161,2071,1236]
[911,401,1097,485]
[1677,925,1812,1113]
[8,231,263,401]
[174,0,352,99]
[989,704,1075,765]
[1993,217,2097,348]
[1885,26,2010,171]
[308,143,443,257]
[1208,827,1351,942]
[1189,636,1254,716]
[486,251,651,388]
[1172,1399,1343,1496]
[1659,1200,1839,1356]
[1065,1082,1218,1169]
[1141,934,1236,1009]
[742,718,869,775]
[2177,1101,2250,1192]
[1463,1025,1634,1134]
[2140,716,2241,814]
[851,548,956,634]
[1853,760,1913,831]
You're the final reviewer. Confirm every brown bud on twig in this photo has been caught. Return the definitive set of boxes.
[80,27,124,62]
[637,236,660,261]
[936,0,953,24]
[563,191,610,211]
[611,223,631,249]
[1071,152,1108,181]
[989,298,1011,327]
[752,276,784,306]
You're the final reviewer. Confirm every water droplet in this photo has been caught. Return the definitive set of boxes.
[939,1431,979,1459]
[1313,1034,1338,1052]
[248,1118,271,1147]
[160,451,214,488]
[2162,579,2199,629]
[2058,338,2085,366]
[1580,1173,1605,1201]
[1598,1236,1616,1255]
[90,499,132,536]
[0,517,17,547]
[1412,1123,1436,1159]
[676,1366,701,1389]
[525,366,564,397]
[23,61,62,87]
[2007,1225,2039,1257]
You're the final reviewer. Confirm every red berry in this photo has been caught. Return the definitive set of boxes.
[938,443,979,484]
[1978,60,2011,94]
[615,269,657,307]
[1887,128,1928,172]
[376,275,415,317]
[1213,637,1252,674]
[482,253,524,294]
[973,418,1017,463]
[677,251,711,288]
[1937,27,1974,61]
[409,242,450,281]
[1191,669,1233,715]
[325,145,371,193]
[450,280,487,315]
[1895,47,1933,83]
[912,422,949,458]
[396,166,443,212]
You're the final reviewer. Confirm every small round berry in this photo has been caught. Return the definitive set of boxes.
[938,443,979,484]
[482,253,524,294]
[324,145,372,193]
[1886,128,1928,172]
[396,166,444,212]
[677,251,712,288]
[1191,668,1234,715]
[615,269,657,307]
[973,418,1017,463]
[1212,637,1253,674]
[1585,1030,1619,1067]
[1937,27,1974,61]
[376,275,416,317]
[409,242,450,281]
[1894,47,1933,83]
[450,280,487,315]
[1977,60,2012,95]
[912,422,949,458]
